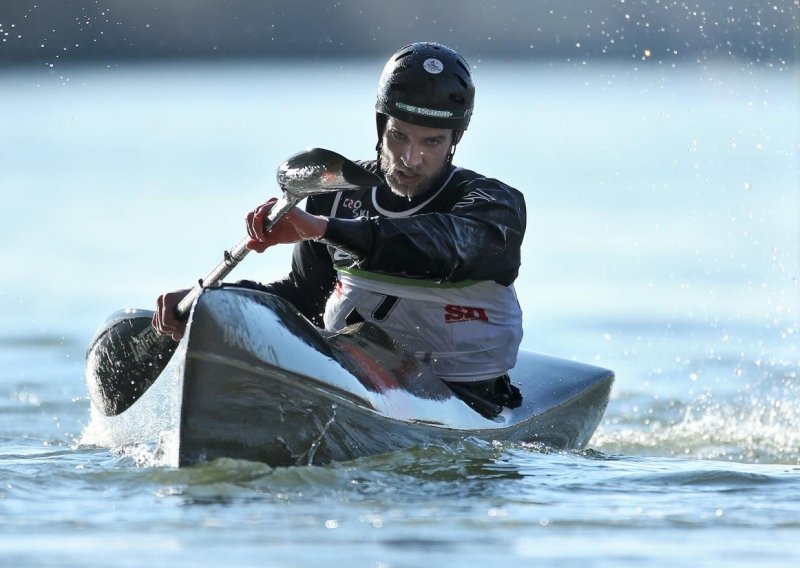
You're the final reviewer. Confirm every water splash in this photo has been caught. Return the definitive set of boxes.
[595,362,800,464]
[78,346,185,465]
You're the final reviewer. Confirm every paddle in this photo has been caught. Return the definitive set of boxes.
[85,148,380,417]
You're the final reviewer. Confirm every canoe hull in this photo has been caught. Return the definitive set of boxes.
[175,287,614,466]
[179,353,613,466]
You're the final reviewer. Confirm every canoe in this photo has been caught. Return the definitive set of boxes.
[85,286,614,467]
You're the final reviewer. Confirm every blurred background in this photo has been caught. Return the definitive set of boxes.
[2,0,796,63]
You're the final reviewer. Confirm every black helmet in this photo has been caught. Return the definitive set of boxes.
[376,42,475,131]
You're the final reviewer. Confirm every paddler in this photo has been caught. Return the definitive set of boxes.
[153,42,526,418]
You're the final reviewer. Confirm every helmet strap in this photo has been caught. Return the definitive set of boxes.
[375,113,389,171]
[447,130,464,165]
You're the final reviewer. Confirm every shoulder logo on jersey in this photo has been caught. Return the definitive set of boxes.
[340,196,371,219]
[444,305,489,323]
[452,188,496,210]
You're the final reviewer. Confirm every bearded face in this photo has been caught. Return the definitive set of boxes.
[379,117,454,198]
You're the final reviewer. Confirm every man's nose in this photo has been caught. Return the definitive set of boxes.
[402,143,424,168]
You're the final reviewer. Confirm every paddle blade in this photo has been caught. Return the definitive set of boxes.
[277,148,381,196]
[85,309,178,416]
[341,156,382,188]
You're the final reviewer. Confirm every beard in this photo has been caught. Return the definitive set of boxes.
[379,145,447,198]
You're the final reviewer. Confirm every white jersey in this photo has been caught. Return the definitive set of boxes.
[323,267,522,382]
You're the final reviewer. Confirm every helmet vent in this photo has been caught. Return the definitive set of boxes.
[450,93,465,105]
[395,49,414,62]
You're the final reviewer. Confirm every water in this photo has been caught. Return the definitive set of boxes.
[1,60,798,567]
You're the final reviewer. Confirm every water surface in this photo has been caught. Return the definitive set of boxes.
[1,60,798,567]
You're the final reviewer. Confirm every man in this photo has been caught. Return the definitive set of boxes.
[153,42,526,418]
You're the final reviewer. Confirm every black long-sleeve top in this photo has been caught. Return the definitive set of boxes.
[251,161,526,328]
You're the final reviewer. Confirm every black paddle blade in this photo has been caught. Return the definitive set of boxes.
[85,309,178,416]
[340,156,381,188]
[277,148,381,195]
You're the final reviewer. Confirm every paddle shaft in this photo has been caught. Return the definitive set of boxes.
[174,193,300,318]
[85,149,381,417]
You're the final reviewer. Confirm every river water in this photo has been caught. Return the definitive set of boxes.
[1,60,798,567]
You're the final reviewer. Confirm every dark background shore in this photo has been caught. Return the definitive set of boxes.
[1,0,796,66]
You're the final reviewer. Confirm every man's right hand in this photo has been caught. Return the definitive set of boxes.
[246,197,328,253]
[152,288,190,341]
